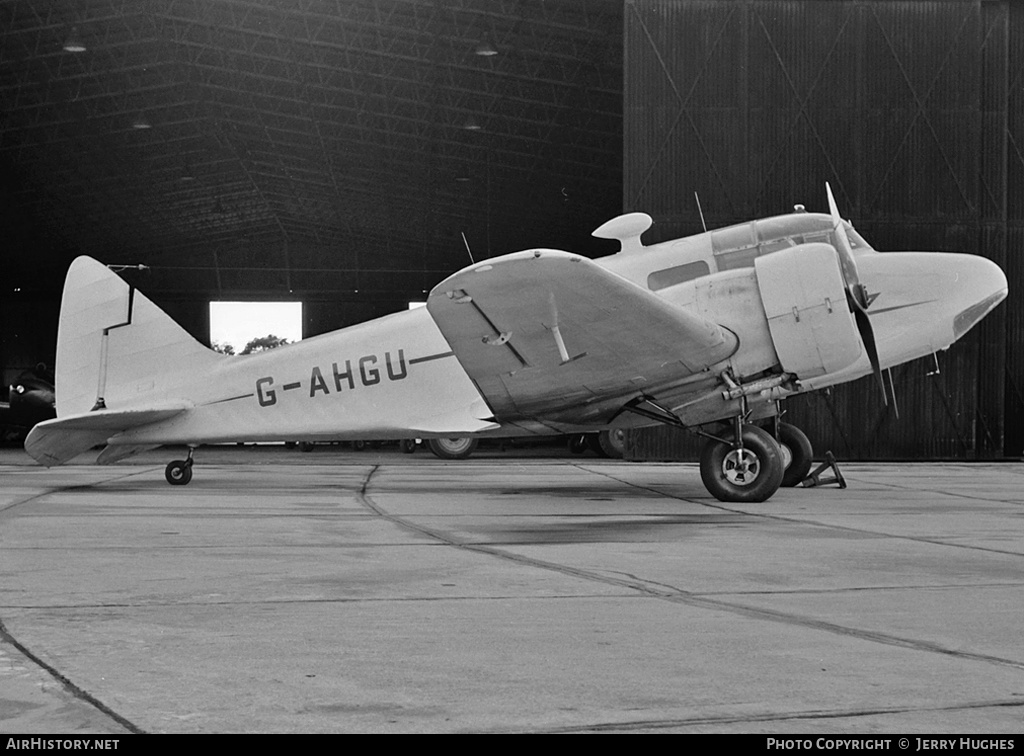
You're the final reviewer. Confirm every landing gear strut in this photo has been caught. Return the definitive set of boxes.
[165,447,195,486]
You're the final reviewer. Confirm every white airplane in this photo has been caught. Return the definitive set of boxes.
[25,185,1007,503]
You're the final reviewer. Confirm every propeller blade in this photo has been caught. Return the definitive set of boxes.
[826,182,865,306]
[828,182,887,405]
[849,291,887,405]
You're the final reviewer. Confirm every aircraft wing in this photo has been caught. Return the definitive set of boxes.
[24,403,190,466]
[427,249,737,421]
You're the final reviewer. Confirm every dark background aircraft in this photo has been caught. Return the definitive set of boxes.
[1,364,56,444]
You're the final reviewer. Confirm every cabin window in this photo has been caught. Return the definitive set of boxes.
[648,261,711,290]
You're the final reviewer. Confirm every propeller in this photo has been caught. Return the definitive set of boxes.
[825,182,887,404]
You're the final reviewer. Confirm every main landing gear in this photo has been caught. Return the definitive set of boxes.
[165,447,196,486]
[623,394,818,503]
[701,419,822,501]
[699,422,783,503]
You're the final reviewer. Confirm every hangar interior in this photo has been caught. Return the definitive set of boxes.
[2,0,1021,459]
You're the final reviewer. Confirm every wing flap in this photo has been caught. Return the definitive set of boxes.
[24,403,190,467]
[427,249,736,420]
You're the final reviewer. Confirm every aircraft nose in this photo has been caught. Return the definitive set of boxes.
[952,255,1007,340]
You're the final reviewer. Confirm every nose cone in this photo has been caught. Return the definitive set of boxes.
[952,255,1008,340]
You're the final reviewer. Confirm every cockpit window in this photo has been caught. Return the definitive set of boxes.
[711,223,757,254]
[648,261,711,290]
[755,215,831,242]
[844,222,873,251]
[707,214,874,273]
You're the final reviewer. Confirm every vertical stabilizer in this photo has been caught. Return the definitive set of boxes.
[55,257,222,417]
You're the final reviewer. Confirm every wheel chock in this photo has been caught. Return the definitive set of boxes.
[800,451,847,489]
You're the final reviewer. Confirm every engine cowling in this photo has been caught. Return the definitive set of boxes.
[754,243,862,379]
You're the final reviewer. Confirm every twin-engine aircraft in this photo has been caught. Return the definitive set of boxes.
[25,185,1007,502]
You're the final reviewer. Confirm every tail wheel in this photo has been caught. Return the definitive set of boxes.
[165,460,193,486]
[427,437,478,460]
[777,422,814,487]
[699,425,783,503]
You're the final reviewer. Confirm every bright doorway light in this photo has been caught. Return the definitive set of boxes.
[408,301,426,310]
[210,301,302,355]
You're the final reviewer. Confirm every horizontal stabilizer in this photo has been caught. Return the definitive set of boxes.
[96,444,161,465]
[24,403,190,467]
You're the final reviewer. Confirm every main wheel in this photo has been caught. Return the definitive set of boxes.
[165,460,193,486]
[699,425,783,503]
[427,437,478,460]
[777,422,813,487]
[597,428,626,458]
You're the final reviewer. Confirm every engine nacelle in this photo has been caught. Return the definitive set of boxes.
[753,243,862,379]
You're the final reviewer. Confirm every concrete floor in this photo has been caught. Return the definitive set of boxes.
[1,445,1023,733]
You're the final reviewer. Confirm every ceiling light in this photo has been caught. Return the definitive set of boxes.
[474,41,498,57]
[462,117,482,131]
[63,28,86,53]
[131,115,152,130]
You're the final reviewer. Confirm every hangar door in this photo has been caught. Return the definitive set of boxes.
[623,0,1020,460]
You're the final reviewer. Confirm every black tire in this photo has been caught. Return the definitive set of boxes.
[777,422,813,487]
[297,441,315,453]
[597,428,626,458]
[427,437,478,460]
[699,425,783,503]
[351,440,367,451]
[165,460,193,486]
[399,439,417,454]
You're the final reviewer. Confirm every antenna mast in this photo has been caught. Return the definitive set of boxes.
[460,232,475,264]
[694,192,707,233]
